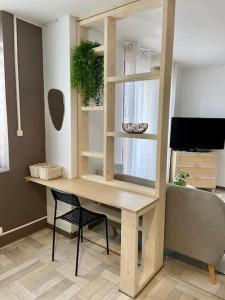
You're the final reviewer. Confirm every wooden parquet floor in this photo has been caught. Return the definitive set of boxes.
[0,227,225,300]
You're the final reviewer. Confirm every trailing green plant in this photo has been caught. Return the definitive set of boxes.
[71,40,104,106]
[173,171,190,186]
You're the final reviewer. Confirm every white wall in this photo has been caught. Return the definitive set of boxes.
[42,15,77,232]
[174,64,225,187]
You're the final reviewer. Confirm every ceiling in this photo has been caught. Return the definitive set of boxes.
[0,0,225,66]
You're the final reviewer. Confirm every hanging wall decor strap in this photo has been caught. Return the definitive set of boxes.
[13,15,23,137]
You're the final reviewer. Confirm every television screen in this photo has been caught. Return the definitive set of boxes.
[170,117,225,151]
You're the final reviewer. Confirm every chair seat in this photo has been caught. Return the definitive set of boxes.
[59,207,105,227]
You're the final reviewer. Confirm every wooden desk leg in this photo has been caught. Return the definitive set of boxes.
[139,207,157,291]
[120,210,138,298]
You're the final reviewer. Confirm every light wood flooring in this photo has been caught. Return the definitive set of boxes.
[0,227,225,300]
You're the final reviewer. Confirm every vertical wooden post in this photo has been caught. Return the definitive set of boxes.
[120,210,139,297]
[155,0,176,270]
[103,17,116,181]
[139,207,157,287]
[77,24,89,177]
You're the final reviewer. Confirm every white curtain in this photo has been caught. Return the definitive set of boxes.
[122,43,159,180]
[0,42,9,171]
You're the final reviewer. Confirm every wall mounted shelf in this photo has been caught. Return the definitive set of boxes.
[81,106,104,111]
[107,71,160,83]
[107,131,158,140]
[81,151,104,159]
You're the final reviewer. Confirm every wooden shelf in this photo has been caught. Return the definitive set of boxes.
[82,200,143,232]
[81,151,104,159]
[107,132,158,140]
[82,200,121,223]
[81,174,156,197]
[81,106,104,111]
[81,174,105,183]
[94,45,104,56]
[107,71,160,83]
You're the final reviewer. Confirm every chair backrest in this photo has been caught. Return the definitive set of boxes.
[51,188,81,208]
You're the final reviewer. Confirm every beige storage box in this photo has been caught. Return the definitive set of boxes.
[39,165,62,180]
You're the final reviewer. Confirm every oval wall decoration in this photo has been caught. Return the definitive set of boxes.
[48,89,64,131]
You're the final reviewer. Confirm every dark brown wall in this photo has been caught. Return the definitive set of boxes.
[0,12,46,237]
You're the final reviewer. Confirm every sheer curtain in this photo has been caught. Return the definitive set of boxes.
[122,42,159,180]
[0,42,9,171]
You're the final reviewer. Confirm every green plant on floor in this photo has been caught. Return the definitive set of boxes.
[71,40,104,106]
[173,171,190,186]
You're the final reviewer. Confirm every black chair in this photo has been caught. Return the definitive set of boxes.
[51,188,109,276]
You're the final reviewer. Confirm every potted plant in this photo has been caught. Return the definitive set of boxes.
[173,171,190,186]
[71,40,104,106]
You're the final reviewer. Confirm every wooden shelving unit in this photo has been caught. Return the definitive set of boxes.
[77,0,176,297]
[107,70,160,83]
[107,131,158,140]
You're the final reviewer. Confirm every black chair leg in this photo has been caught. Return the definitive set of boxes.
[52,201,57,261]
[81,227,83,242]
[75,226,81,276]
[105,217,109,255]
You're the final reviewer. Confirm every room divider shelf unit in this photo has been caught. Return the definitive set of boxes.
[107,70,160,83]
[107,131,158,140]
[77,0,176,297]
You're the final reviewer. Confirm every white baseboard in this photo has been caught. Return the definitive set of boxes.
[0,216,47,236]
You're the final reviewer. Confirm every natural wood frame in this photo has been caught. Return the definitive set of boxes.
[76,0,176,297]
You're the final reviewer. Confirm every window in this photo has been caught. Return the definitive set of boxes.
[0,42,9,172]
[116,42,159,181]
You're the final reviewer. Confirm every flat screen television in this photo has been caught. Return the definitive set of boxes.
[170,117,225,151]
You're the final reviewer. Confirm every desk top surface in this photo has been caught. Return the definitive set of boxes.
[25,176,157,213]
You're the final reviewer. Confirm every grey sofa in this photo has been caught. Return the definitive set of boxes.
[165,183,225,283]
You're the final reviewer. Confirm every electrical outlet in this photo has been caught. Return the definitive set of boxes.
[17,129,23,137]
[0,227,3,235]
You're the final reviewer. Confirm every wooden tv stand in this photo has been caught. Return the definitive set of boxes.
[171,151,217,190]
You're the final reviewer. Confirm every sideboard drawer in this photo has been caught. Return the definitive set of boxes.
[177,153,217,166]
[186,177,216,189]
[176,166,216,178]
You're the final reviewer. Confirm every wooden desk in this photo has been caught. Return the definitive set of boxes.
[25,176,158,297]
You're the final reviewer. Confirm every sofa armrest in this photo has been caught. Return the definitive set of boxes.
[165,184,225,265]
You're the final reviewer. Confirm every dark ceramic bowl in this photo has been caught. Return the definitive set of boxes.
[122,123,148,134]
